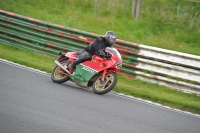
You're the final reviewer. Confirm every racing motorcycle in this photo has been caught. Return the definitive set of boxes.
[51,47,122,95]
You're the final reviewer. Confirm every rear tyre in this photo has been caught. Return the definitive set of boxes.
[51,60,70,83]
[92,72,117,95]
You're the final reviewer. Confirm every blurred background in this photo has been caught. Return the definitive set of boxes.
[0,0,200,55]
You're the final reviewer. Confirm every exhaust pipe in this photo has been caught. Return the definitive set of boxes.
[54,60,71,74]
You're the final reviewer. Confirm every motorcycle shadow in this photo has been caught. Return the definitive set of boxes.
[48,80,112,96]
[59,81,94,94]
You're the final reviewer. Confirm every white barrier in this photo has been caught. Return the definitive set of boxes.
[136,44,200,95]
[138,45,200,69]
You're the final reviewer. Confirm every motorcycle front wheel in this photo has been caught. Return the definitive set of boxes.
[92,72,117,95]
[51,60,70,83]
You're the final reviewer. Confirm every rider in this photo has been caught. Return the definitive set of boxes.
[68,31,117,73]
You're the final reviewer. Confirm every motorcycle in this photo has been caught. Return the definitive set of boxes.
[51,47,122,95]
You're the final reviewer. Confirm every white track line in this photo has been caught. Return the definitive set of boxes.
[0,58,199,118]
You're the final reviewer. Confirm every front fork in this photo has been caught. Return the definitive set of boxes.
[101,69,107,82]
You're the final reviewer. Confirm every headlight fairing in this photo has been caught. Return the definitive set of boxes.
[115,61,122,69]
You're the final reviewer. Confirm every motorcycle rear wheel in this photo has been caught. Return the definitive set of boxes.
[92,72,117,95]
[51,60,70,83]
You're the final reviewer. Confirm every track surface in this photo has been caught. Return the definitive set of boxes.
[0,61,200,133]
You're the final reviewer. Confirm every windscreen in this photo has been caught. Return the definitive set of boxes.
[106,47,122,60]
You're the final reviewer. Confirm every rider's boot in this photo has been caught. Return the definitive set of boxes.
[67,63,74,74]
[67,60,80,74]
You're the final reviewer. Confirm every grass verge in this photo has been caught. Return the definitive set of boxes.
[0,43,200,114]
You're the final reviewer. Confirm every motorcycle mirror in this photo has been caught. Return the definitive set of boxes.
[58,52,63,55]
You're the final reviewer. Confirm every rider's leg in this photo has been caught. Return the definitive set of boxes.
[68,50,92,71]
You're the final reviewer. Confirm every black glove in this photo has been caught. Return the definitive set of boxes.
[105,53,112,59]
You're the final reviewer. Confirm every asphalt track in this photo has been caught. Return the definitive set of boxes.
[0,59,200,133]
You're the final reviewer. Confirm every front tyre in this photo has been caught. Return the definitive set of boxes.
[92,72,117,95]
[51,60,70,83]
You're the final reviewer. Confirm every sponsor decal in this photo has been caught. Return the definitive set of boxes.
[82,65,96,74]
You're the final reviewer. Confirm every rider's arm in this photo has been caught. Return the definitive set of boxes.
[94,38,108,58]
[97,49,107,58]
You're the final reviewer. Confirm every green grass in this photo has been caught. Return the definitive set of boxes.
[0,0,200,56]
[1,43,200,114]
[0,44,55,73]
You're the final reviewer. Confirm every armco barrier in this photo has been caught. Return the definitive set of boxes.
[0,10,200,95]
[136,46,200,95]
